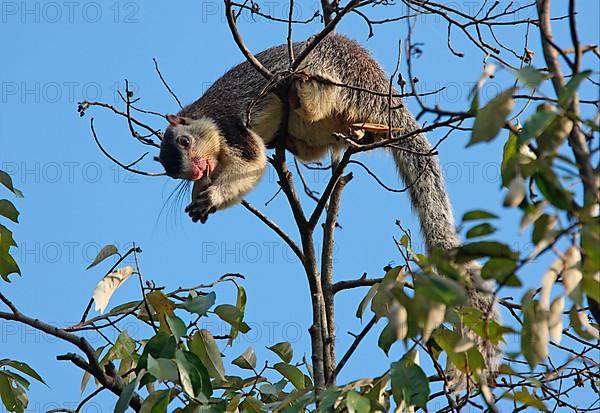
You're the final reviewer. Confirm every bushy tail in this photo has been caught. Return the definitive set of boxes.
[390,112,499,391]
[305,33,499,390]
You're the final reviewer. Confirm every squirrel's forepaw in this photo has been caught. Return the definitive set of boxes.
[185,187,219,224]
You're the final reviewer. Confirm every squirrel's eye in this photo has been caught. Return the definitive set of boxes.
[177,136,191,148]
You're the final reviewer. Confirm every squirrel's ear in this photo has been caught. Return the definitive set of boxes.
[166,114,188,126]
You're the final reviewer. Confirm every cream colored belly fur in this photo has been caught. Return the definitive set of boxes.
[250,89,349,161]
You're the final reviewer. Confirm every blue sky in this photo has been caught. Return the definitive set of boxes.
[1,0,598,411]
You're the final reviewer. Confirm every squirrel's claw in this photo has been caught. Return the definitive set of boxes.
[185,188,217,223]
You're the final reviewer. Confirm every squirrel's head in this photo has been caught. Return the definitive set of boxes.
[159,114,222,181]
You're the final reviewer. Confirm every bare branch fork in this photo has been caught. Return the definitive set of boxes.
[0,293,143,411]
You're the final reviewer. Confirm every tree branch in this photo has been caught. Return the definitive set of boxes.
[0,301,143,411]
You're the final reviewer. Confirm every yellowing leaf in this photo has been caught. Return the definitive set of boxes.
[232,347,256,370]
[548,297,564,344]
[104,331,135,363]
[540,257,561,308]
[267,342,293,364]
[423,303,445,342]
[503,177,525,208]
[389,303,408,341]
[189,330,226,381]
[146,291,175,333]
[562,246,582,297]
[521,292,549,368]
[92,266,134,314]
[506,388,547,411]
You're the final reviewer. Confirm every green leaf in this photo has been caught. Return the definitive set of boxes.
[583,278,600,305]
[468,87,516,146]
[585,119,600,131]
[0,373,19,413]
[86,244,118,270]
[139,389,173,413]
[517,108,558,146]
[104,331,135,364]
[0,172,22,197]
[165,313,187,341]
[582,222,600,280]
[346,390,371,413]
[0,249,20,282]
[147,355,179,382]
[259,380,286,397]
[0,361,44,385]
[462,210,498,221]
[390,351,430,409]
[0,224,16,253]
[232,347,256,370]
[0,371,29,391]
[481,258,521,287]
[515,66,549,89]
[371,266,405,318]
[377,322,396,356]
[178,292,216,317]
[137,333,177,373]
[501,132,519,187]
[415,273,467,306]
[0,262,18,282]
[176,352,200,398]
[506,388,547,410]
[460,308,514,345]
[356,283,379,320]
[175,350,212,399]
[454,241,517,262]
[273,363,305,390]
[434,328,486,377]
[469,89,479,112]
[428,251,462,281]
[267,342,293,364]
[558,70,591,109]
[534,170,572,210]
[114,374,142,413]
[466,223,496,239]
[320,389,343,412]
[229,285,247,346]
[214,304,250,334]
[532,214,551,245]
[569,305,597,340]
[189,330,225,381]
[0,200,19,223]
